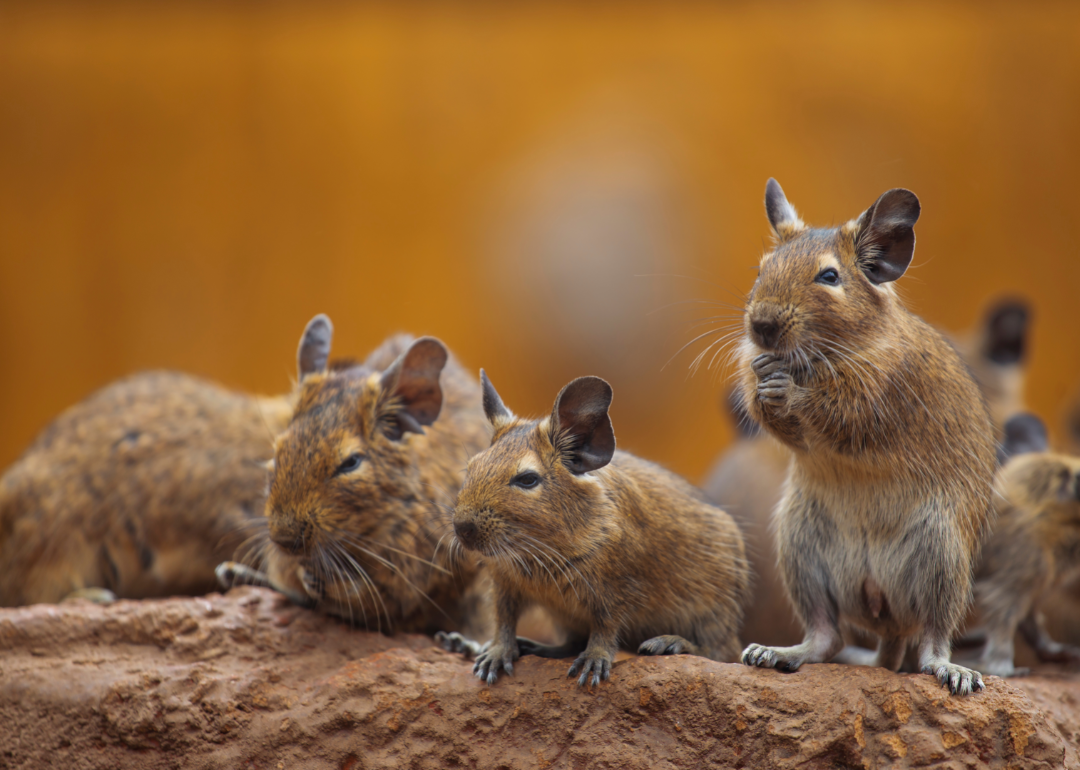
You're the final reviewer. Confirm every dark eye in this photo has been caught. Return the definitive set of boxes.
[511,471,542,490]
[815,268,840,286]
[334,453,365,476]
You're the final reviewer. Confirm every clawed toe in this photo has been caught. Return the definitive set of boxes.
[751,353,785,379]
[472,646,515,684]
[741,643,779,669]
[925,663,984,695]
[637,636,688,656]
[435,631,482,658]
[568,654,612,687]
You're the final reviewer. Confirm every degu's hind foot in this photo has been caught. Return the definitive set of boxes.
[435,630,483,659]
[638,635,701,656]
[568,648,614,687]
[61,587,117,604]
[473,641,519,685]
[922,659,985,695]
[215,561,271,590]
[742,643,816,673]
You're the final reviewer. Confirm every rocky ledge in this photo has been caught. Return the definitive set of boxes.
[1,587,1077,769]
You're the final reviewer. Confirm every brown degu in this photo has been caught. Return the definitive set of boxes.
[966,413,1080,677]
[703,297,1032,651]
[0,371,293,606]
[738,179,996,695]
[219,315,492,638]
[452,372,749,686]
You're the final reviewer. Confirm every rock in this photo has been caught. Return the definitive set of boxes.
[1,587,1077,769]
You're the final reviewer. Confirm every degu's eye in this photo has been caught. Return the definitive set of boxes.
[815,268,841,286]
[334,453,365,476]
[510,471,542,490]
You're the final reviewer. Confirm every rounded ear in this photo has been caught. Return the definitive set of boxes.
[1000,412,1049,463]
[764,178,803,239]
[855,189,920,284]
[379,337,448,438]
[298,314,333,380]
[480,369,513,426]
[551,376,615,473]
[983,298,1030,366]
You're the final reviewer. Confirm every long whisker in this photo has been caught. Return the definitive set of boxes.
[328,526,451,574]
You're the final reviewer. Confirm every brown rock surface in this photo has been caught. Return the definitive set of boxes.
[1,587,1077,769]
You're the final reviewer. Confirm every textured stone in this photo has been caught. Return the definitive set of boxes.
[1,587,1077,769]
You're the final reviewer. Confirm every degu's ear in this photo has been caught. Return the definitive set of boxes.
[551,376,616,474]
[480,369,513,426]
[983,298,1030,366]
[298,314,333,380]
[854,188,921,284]
[999,412,1049,464]
[764,178,804,241]
[378,337,448,439]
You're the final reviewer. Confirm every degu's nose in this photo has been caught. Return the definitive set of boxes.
[269,515,310,555]
[454,520,479,548]
[751,317,781,349]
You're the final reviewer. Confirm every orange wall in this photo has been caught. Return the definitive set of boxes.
[2,2,1080,479]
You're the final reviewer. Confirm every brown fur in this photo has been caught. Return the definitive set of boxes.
[0,372,293,605]
[968,449,1080,676]
[245,319,493,638]
[704,298,1030,650]
[738,179,996,695]
[454,373,748,686]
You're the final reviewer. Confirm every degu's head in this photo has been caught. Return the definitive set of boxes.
[452,372,615,563]
[745,178,921,361]
[264,315,448,590]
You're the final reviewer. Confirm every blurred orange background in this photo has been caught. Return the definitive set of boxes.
[2,2,1080,479]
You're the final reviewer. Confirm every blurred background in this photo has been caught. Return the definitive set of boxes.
[2,2,1080,480]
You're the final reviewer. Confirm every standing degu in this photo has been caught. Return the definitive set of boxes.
[737,179,996,695]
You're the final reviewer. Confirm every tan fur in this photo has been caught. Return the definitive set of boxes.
[454,375,749,686]
[257,332,493,638]
[967,451,1080,676]
[704,300,1028,650]
[738,180,996,695]
[0,372,293,605]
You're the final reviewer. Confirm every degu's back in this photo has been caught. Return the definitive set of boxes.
[0,371,293,606]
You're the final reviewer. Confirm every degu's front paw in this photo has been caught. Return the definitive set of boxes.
[435,630,483,659]
[742,643,780,669]
[215,561,270,590]
[473,642,519,685]
[751,352,785,380]
[924,661,985,695]
[568,649,613,687]
[751,354,790,406]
